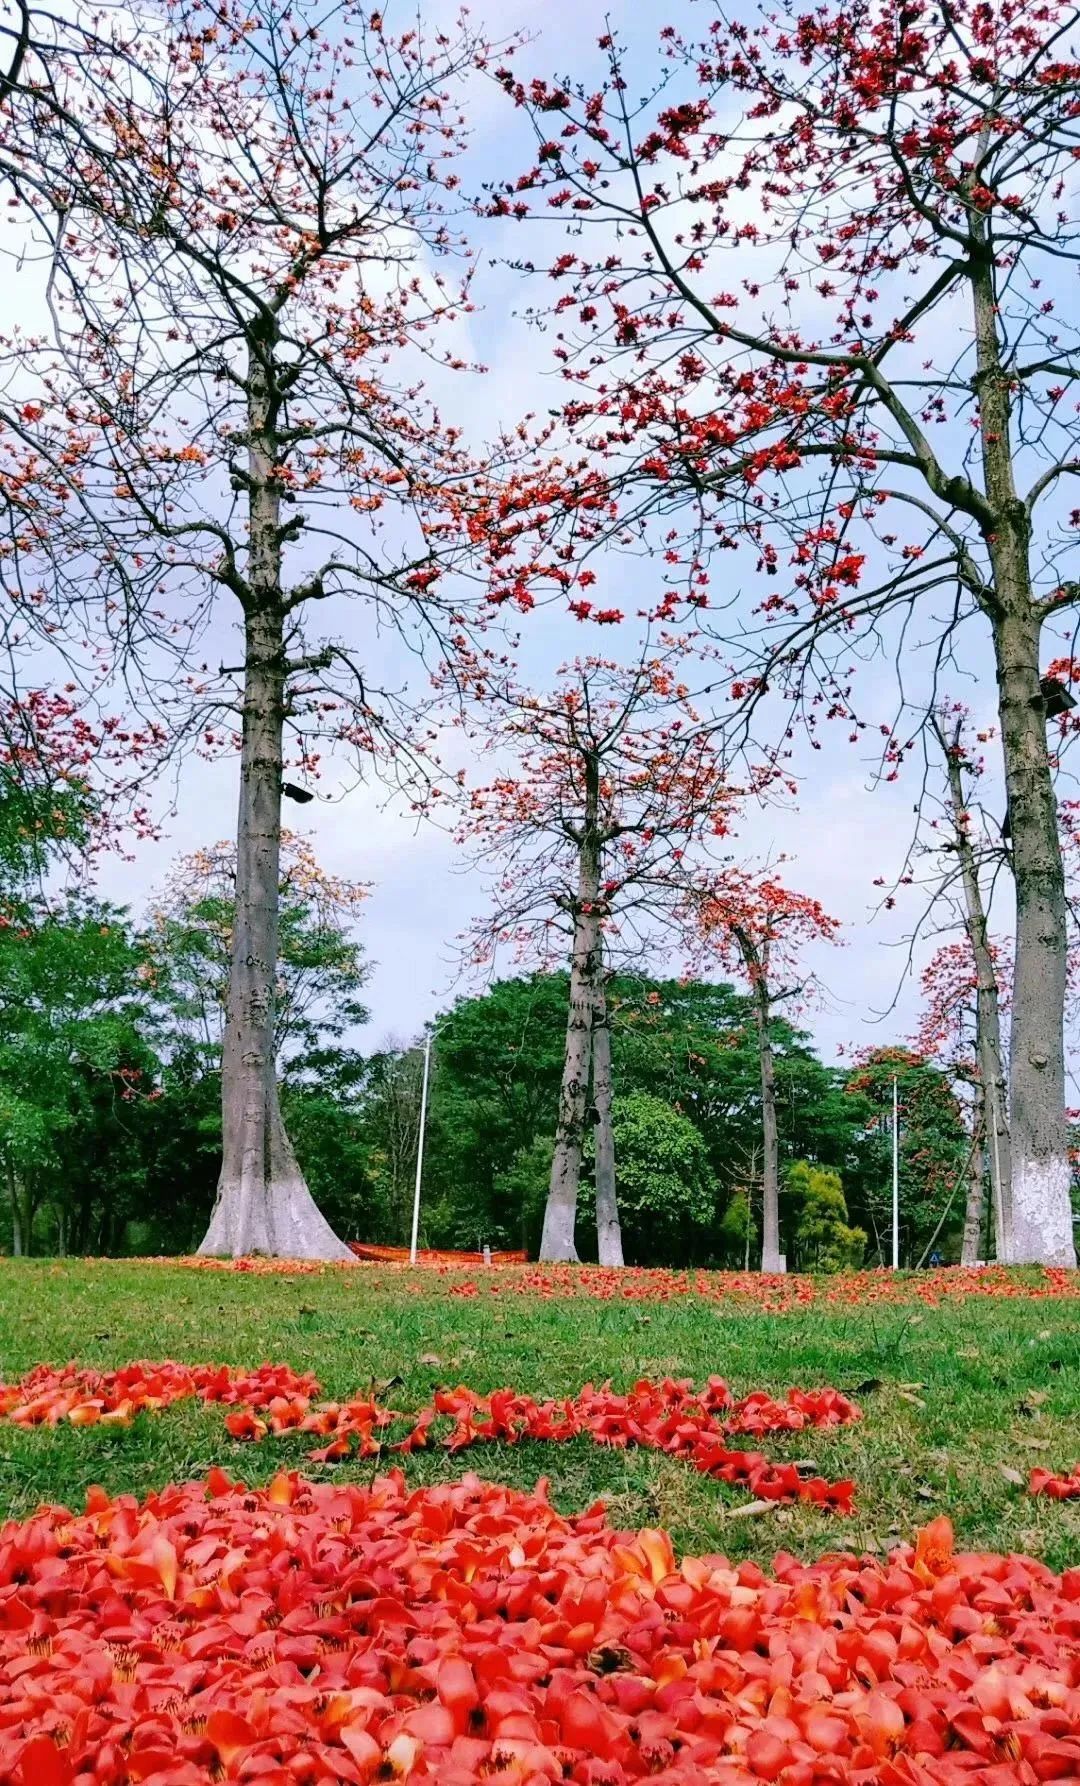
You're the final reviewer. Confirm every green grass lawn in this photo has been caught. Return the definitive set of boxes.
[0,1259,1077,1569]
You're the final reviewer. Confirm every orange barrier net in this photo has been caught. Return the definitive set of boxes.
[348,1242,528,1265]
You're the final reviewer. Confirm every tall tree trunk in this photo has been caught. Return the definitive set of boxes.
[939,718,1014,1259]
[8,1169,33,1258]
[591,972,623,1266]
[199,335,351,1262]
[540,757,602,1263]
[971,243,1076,1267]
[961,1086,986,1267]
[740,933,784,1272]
[992,603,1074,1263]
[73,1187,93,1255]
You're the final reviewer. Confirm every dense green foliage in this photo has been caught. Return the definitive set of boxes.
[788,1161,868,1273]
[413,976,972,1266]
[842,1048,972,1266]
[0,896,154,1254]
[602,1092,715,1260]
[0,825,380,1256]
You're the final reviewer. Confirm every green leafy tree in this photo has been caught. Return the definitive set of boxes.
[418,976,570,1252]
[0,729,163,1255]
[133,1062,222,1255]
[0,897,154,1254]
[147,834,370,1076]
[612,977,862,1258]
[349,1043,428,1247]
[282,1087,382,1246]
[788,1161,866,1274]
[602,1092,715,1264]
[843,1048,970,1266]
[716,1188,758,1270]
[407,972,889,1262]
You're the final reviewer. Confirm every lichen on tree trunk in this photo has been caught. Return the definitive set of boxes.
[970,240,1075,1268]
[991,603,1075,1266]
[739,931,785,1273]
[591,973,623,1267]
[939,718,1013,1261]
[539,755,602,1264]
[961,1088,986,1267]
[540,903,597,1263]
[198,335,352,1262]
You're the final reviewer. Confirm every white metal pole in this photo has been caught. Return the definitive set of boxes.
[410,1031,433,1267]
[892,1075,900,1270]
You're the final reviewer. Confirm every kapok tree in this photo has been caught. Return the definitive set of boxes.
[491,1,1080,1264]
[690,869,840,1272]
[146,832,370,1076]
[5,1,512,1257]
[454,641,740,1263]
[924,708,1014,1256]
[915,935,1012,1263]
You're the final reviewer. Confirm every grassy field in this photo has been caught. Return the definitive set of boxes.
[0,1259,1078,1568]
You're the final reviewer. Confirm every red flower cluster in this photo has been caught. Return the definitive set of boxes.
[1030,1465,1080,1501]
[225,1377,859,1514]
[91,1259,1080,1309]
[0,1365,859,1514]
[2,1475,1079,1786]
[444,1265,1080,1312]
[0,1361,320,1430]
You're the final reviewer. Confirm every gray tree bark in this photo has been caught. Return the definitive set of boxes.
[539,755,602,1262]
[992,604,1074,1264]
[971,244,1075,1266]
[198,334,352,1261]
[940,720,1014,1261]
[8,1168,34,1258]
[738,931,785,1273]
[961,1086,986,1267]
[591,973,623,1266]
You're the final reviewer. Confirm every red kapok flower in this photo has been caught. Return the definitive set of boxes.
[913,1514,955,1584]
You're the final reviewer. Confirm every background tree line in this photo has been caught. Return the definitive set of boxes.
[0,787,985,1266]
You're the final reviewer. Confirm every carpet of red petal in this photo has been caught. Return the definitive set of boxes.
[1,1469,1079,1786]
[157,1259,1080,1314]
